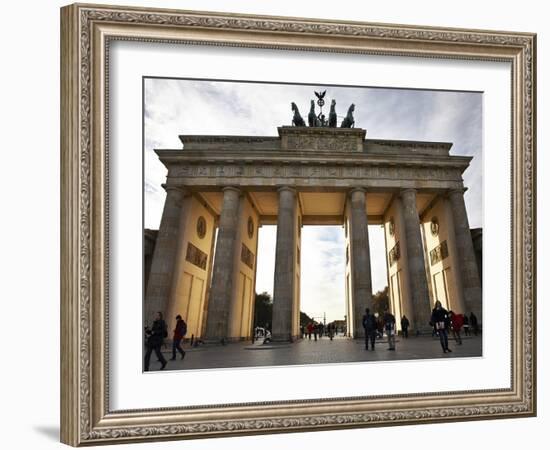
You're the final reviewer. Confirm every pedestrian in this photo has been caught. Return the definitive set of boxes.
[328,323,334,341]
[463,314,471,336]
[431,301,452,353]
[362,308,377,350]
[401,315,410,338]
[313,323,318,341]
[307,322,313,340]
[383,309,396,350]
[470,312,479,336]
[377,315,384,339]
[449,311,463,345]
[170,314,187,360]
[144,311,168,371]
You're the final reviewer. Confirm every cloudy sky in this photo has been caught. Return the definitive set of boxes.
[144,78,482,322]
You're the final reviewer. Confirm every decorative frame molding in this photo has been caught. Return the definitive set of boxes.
[60,3,536,446]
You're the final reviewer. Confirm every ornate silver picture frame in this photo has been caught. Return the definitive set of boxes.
[60,3,536,446]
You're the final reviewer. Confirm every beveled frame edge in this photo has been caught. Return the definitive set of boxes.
[60,2,536,446]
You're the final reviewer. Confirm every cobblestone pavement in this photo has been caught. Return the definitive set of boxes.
[147,334,482,372]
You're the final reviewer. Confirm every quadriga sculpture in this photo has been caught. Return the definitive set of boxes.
[291,102,306,127]
[340,103,355,128]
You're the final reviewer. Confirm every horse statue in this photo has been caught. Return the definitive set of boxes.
[308,100,317,127]
[340,103,355,128]
[291,102,306,127]
[328,99,337,127]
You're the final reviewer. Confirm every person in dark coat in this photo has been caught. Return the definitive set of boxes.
[400,315,410,338]
[362,308,377,350]
[463,314,470,336]
[170,314,187,360]
[383,309,396,350]
[144,311,168,371]
[431,301,452,353]
[470,312,479,336]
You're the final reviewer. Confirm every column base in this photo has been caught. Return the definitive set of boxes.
[202,336,255,345]
[412,325,436,336]
[353,330,366,339]
[271,333,295,343]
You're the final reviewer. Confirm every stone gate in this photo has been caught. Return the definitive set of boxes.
[144,125,482,342]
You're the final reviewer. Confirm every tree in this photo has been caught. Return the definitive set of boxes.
[372,286,389,316]
[300,311,314,327]
[253,292,313,330]
[253,292,273,330]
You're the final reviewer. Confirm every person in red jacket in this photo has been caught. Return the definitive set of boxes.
[449,311,464,345]
[170,315,187,360]
[306,322,314,340]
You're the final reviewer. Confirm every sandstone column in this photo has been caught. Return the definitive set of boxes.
[400,188,432,332]
[271,186,297,342]
[144,185,188,324]
[204,187,241,342]
[448,189,482,321]
[349,188,373,338]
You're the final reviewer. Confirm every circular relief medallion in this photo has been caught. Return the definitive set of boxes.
[247,216,254,239]
[430,217,440,237]
[196,216,207,239]
[388,217,395,236]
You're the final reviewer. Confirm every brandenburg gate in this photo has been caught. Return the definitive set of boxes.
[145,102,482,343]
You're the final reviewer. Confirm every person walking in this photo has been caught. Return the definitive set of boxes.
[328,323,334,341]
[463,314,470,336]
[449,311,463,345]
[470,312,479,336]
[144,311,168,371]
[376,315,384,339]
[362,308,377,350]
[383,309,396,350]
[307,322,313,340]
[400,315,410,338]
[431,301,452,353]
[170,314,187,360]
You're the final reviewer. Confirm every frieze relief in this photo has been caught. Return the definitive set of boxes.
[430,240,449,266]
[286,135,359,152]
[170,164,462,182]
[241,243,255,270]
[185,243,208,270]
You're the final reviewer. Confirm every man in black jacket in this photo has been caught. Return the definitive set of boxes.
[383,309,396,350]
[362,308,377,350]
[144,311,168,371]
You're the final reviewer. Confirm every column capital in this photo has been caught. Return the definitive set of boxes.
[348,187,366,197]
[221,186,242,195]
[400,188,417,197]
[277,186,297,195]
[447,187,467,197]
[162,184,189,195]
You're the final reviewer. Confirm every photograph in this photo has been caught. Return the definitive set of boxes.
[143,78,483,372]
[0,0,544,447]
[57,2,536,445]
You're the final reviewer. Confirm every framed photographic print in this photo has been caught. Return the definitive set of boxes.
[60,3,536,446]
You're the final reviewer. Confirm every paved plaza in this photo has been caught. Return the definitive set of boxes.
[147,334,482,372]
